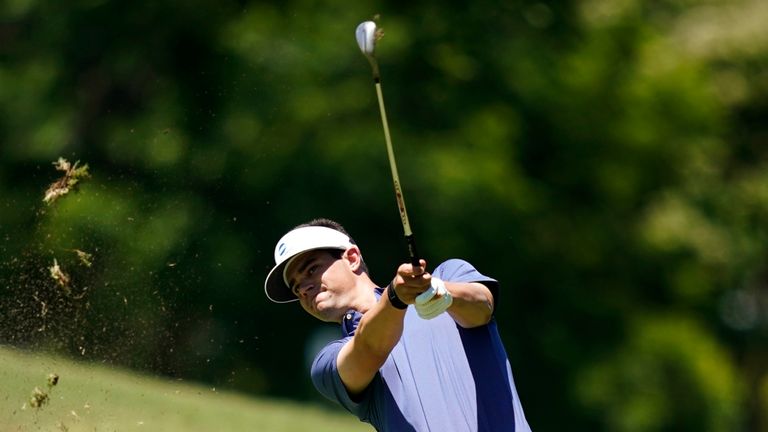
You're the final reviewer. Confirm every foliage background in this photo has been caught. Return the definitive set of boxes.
[1,0,767,430]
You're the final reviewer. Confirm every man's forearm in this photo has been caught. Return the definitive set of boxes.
[446,282,494,328]
[337,288,406,395]
[354,288,407,355]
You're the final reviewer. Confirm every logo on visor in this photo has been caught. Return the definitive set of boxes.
[277,243,287,256]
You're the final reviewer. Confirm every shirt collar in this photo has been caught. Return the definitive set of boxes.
[341,287,385,337]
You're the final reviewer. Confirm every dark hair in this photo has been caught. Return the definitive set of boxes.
[295,218,368,273]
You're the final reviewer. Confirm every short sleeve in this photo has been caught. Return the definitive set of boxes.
[310,337,371,417]
[433,258,499,310]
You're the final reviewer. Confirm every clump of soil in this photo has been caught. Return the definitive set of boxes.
[29,387,49,409]
[48,251,91,299]
[49,259,72,294]
[28,372,59,409]
[69,249,93,268]
[48,373,60,387]
[43,158,90,205]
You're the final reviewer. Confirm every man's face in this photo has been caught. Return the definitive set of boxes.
[284,249,355,322]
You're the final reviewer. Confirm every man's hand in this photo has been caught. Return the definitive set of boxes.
[390,261,453,319]
[414,278,453,319]
[389,260,431,304]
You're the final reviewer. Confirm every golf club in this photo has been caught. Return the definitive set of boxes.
[355,20,420,268]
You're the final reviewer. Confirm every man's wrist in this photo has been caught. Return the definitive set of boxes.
[431,277,446,295]
[414,277,452,320]
[387,282,408,310]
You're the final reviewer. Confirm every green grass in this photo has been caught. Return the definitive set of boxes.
[0,345,372,432]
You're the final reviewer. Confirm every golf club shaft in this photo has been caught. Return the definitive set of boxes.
[374,81,420,267]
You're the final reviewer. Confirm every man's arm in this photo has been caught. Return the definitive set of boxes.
[336,289,404,397]
[445,282,495,328]
[336,261,428,397]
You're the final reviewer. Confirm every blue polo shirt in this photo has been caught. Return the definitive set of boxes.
[311,259,531,432]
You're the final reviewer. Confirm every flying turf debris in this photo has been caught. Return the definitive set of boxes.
[28,373,59,409]
[42,157,94,297]
[43,158,90,205]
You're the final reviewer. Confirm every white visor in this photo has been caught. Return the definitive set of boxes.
[264,226,354,303]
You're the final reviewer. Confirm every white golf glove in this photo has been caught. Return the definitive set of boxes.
[415,278,452,319]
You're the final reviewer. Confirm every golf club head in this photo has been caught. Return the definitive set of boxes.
[355,21,377,57]
[355,20,382,81]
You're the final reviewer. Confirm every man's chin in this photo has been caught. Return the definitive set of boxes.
[314,303,342,322]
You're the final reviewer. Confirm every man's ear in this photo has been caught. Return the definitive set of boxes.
[344,246,364,273]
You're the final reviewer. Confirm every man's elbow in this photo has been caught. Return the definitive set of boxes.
[452,301,493,328]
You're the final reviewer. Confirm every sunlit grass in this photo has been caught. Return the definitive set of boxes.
[0,345,371,432]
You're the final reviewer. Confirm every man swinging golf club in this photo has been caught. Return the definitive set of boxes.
[262,21,532,432]
[264,218,531,431]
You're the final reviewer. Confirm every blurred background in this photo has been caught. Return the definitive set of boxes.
[1,0,767,430]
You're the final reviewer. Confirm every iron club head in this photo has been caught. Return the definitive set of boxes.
[355,20,381,81]
[355,21,378,57]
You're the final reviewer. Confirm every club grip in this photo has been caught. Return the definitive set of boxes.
[405,234,420,267]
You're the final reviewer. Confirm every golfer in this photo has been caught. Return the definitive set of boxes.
[264,218,531,431]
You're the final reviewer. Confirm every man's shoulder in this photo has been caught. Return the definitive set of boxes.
[434,258,472,273]
[434,259,492,281]
[311,336,349,376]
